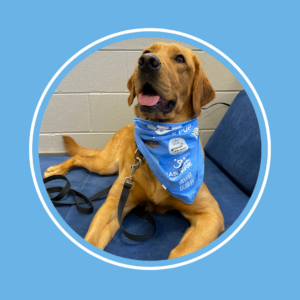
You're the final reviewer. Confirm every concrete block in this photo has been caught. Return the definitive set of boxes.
[40,94,90,133]
[39,134,52,153]
[196,52,243,90]
[198,92,238,130]
[55,51,127,93]
[200,130,214,147]
[50,133,115,153]
[89,93,135,132]
[126,51,141,81]
[101,38,201,51]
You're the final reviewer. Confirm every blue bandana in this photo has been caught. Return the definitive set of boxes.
[134,117,204,204]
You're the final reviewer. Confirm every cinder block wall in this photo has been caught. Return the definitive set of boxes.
[39,38,243,155]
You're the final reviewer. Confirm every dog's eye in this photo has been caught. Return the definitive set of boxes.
[175,55,185,63]
[143,50,150,54]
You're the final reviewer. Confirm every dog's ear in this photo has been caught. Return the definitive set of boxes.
[127,73,136,106]
[192,55,215,116]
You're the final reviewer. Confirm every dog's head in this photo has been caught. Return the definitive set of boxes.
[127,42,215,123]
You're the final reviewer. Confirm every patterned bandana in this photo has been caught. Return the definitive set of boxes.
[134,117,204,204]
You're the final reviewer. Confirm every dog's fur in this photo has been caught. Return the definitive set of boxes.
[44,43,225,259]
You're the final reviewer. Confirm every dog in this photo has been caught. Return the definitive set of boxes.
[44,42,225,259]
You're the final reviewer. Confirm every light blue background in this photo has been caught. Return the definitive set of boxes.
[1,1,299,299]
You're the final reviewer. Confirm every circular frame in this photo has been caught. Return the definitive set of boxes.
[29,28,271,270]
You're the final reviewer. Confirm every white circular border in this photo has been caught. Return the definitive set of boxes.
[29,28,271,270]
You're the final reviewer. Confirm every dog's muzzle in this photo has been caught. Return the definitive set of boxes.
[138,53,161,73]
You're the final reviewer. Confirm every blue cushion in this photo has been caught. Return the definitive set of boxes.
[204,90,261,195]
[39,156,249,260]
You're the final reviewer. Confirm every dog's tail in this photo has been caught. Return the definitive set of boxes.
[62,135,100,157]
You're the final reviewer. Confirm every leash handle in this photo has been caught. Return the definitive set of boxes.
[44,175,94,214]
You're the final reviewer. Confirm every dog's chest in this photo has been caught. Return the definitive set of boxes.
[134,160,170,204]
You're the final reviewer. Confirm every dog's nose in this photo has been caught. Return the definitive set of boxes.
[138,54,161,72]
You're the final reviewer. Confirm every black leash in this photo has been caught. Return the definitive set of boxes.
[118,182,156,241]
[44,174,112,214]
[202,102,230,110]
[43,149,156,242]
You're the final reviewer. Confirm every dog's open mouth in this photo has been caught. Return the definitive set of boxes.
[138,83,176,115]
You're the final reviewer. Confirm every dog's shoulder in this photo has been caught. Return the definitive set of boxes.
[115,123,134,138]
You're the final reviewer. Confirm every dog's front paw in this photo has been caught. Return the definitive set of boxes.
[43,164,68,178]
[168,246,190,259]
[168,249,179,259]
[84,235,98,248]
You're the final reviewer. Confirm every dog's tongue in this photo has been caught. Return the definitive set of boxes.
[138,93,160,106]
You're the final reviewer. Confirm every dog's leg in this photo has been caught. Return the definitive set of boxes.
[43,126,133,178]
[43,136,121,177]
[44,153,118,178]
[168,211,223,259]
[84,174,137,249]
[168,186,224,259]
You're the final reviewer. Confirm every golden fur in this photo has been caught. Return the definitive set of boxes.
[44,43,225,259]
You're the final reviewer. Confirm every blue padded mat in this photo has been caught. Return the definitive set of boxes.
[39,156,249,261]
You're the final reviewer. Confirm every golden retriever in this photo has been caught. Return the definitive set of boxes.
[44,42,225,259]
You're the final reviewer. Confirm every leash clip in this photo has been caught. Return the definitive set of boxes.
[123,148,143,185]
